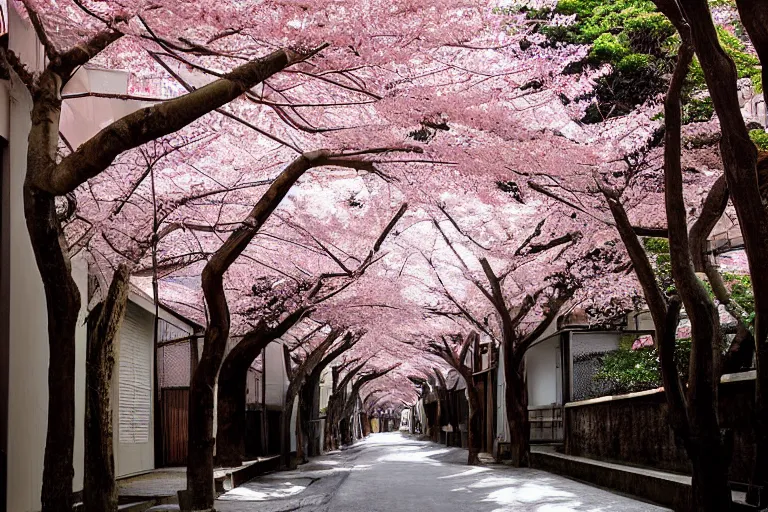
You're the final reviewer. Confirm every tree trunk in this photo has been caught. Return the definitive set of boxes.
[215,359,250,467]
[215,329,276,467]
[660,28,733,510]
[25,184,81,512]
[83,265,130,512]
[186,342,221,509]
[324,411,336,452]
[674,1,768,503]
[187,268,229,511]
[295,404,306,464]
[296,385,313,463]
[466,383,482,465]
[687,439,733,512]
[504,357,529,468]
[343,417,353,445]
[280,399,294,468]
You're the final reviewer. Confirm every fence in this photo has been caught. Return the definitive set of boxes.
[528,404,563,442]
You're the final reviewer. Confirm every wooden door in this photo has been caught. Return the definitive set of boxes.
[161,387,189,466]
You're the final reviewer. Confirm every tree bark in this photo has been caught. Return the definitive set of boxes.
[430,333,482,464]
[279,329,340,468]
[22,69,79,512]
[662,30,732,510]
[214,357,251,467]
[688,175,756,373]
[466,383,482,465]
[187,153,329,510]
[504,355,530,467]
[296,378,315,463]
[734,1,768,501]
[215,329,272,467]
[295,395,309,463]
[280,396,296,469]
[676,0,768,503]
[84,265,130,512]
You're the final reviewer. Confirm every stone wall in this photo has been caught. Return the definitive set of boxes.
[564,372,756,483]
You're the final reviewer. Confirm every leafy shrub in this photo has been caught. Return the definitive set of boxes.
[682,97,715,124]
[593,338,661,394]
[593,335,692,396]
[617,53,651,73]
[590,33,629,62]
[723,272,755,326]
[750,129,768,151]
[688,27,762,93]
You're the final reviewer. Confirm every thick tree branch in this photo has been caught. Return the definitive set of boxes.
[47,46,325,195]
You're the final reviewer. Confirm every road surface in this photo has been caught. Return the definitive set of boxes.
[215,432,670,512]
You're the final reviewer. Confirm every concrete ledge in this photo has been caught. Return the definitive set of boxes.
[215,455,282,490]
[530,446,691,511]
[564,388,664,408]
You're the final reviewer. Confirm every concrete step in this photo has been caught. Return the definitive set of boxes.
[530,446,766,512]
[118,501,156,512]
[74,494,178,512]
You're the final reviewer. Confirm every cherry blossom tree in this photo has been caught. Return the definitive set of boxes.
[7,5,328,508]
[279,327,343,467]
[427,331,483,464]
[324,360,400,450]
[662,0,768,504]
[15,1,762,510]
[214,201,408,467]
[7,1,511,508]
[296,330,363,462]
[83,264,130,512]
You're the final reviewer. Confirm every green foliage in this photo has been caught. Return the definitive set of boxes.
[724,272,756,325]
[642,237,674,293]
[552,0,673,49]
[750,129,768,151]
[688,27,762,93]
[617,53,651,73]
[593,337,660,394]
[590,33,629,62]
[526,0,761,123]
[682,97,715,124]
[593,335,692,396]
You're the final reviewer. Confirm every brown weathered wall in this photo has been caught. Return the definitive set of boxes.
[564,376,756,483]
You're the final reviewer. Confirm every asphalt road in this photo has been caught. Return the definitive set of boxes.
[215,432,670,512]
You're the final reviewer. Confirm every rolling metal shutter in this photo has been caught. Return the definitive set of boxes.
[118,304,153,444]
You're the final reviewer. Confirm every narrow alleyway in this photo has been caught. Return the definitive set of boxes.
[214,432,669,512]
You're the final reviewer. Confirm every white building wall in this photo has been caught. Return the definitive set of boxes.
[264,341,289,407]
[525,335,562,407]
[496,347,509,444]
[5,8,91,510]
[4,6,156,507]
